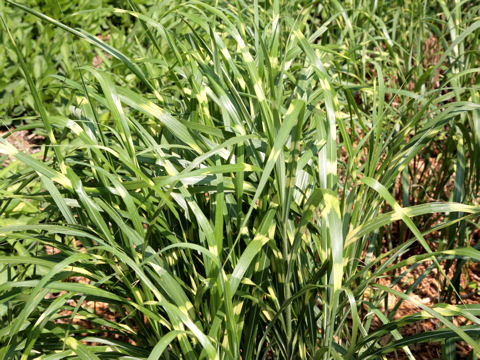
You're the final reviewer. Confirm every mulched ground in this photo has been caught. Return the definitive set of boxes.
[372,233,480,359]
[1,129,43,163]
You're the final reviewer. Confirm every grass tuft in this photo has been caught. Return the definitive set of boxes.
[1,0,480,359]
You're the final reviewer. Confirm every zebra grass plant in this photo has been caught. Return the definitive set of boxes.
[1,0,480,358]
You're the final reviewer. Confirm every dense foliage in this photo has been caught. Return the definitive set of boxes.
[1,0,480,359]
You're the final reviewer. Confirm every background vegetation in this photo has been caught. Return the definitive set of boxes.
[1,0,480,358]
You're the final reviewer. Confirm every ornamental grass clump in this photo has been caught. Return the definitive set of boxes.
[1,0,480,359]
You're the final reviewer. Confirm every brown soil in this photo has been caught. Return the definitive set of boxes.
[1,129,44,163]
[368,238,480,359]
